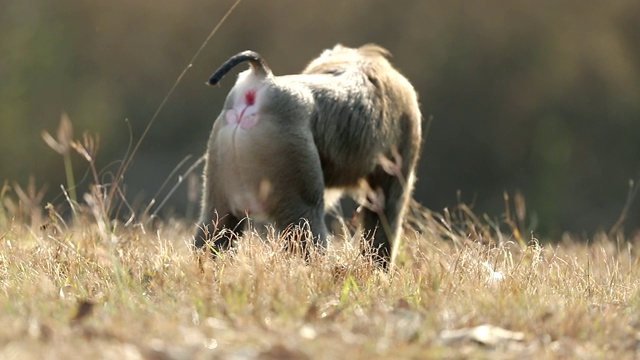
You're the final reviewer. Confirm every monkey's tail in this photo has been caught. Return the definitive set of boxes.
[208,51,272,86]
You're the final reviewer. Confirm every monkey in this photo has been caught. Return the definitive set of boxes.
[195,44,422,266]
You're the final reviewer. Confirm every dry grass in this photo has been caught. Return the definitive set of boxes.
[2,185,640,360]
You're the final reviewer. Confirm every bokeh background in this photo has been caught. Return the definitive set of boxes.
[2,0,639,237]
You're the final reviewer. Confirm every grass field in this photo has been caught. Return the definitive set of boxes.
[2,183,640,360]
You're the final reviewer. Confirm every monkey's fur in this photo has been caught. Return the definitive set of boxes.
[195,44,422,266]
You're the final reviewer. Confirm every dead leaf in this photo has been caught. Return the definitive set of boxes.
[439,324,525,347]
[42,113,73,154]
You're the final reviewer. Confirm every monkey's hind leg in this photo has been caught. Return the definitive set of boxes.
[362,151,416,267]
[272,202,329,256]
[195,211,243,255]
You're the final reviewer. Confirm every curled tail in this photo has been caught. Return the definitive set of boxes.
[208,50,272,86]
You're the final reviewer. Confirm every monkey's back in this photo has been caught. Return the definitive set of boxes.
[299,45,422,188]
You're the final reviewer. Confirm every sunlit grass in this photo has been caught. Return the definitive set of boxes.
[4,113,639,358]
[1,186,640,359]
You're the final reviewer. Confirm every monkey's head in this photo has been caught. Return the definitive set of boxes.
[304,43,391,75]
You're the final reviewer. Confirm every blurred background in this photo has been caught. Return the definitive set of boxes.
[1,0,639,237]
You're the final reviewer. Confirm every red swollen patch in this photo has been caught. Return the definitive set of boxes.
[245,90,256,106]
